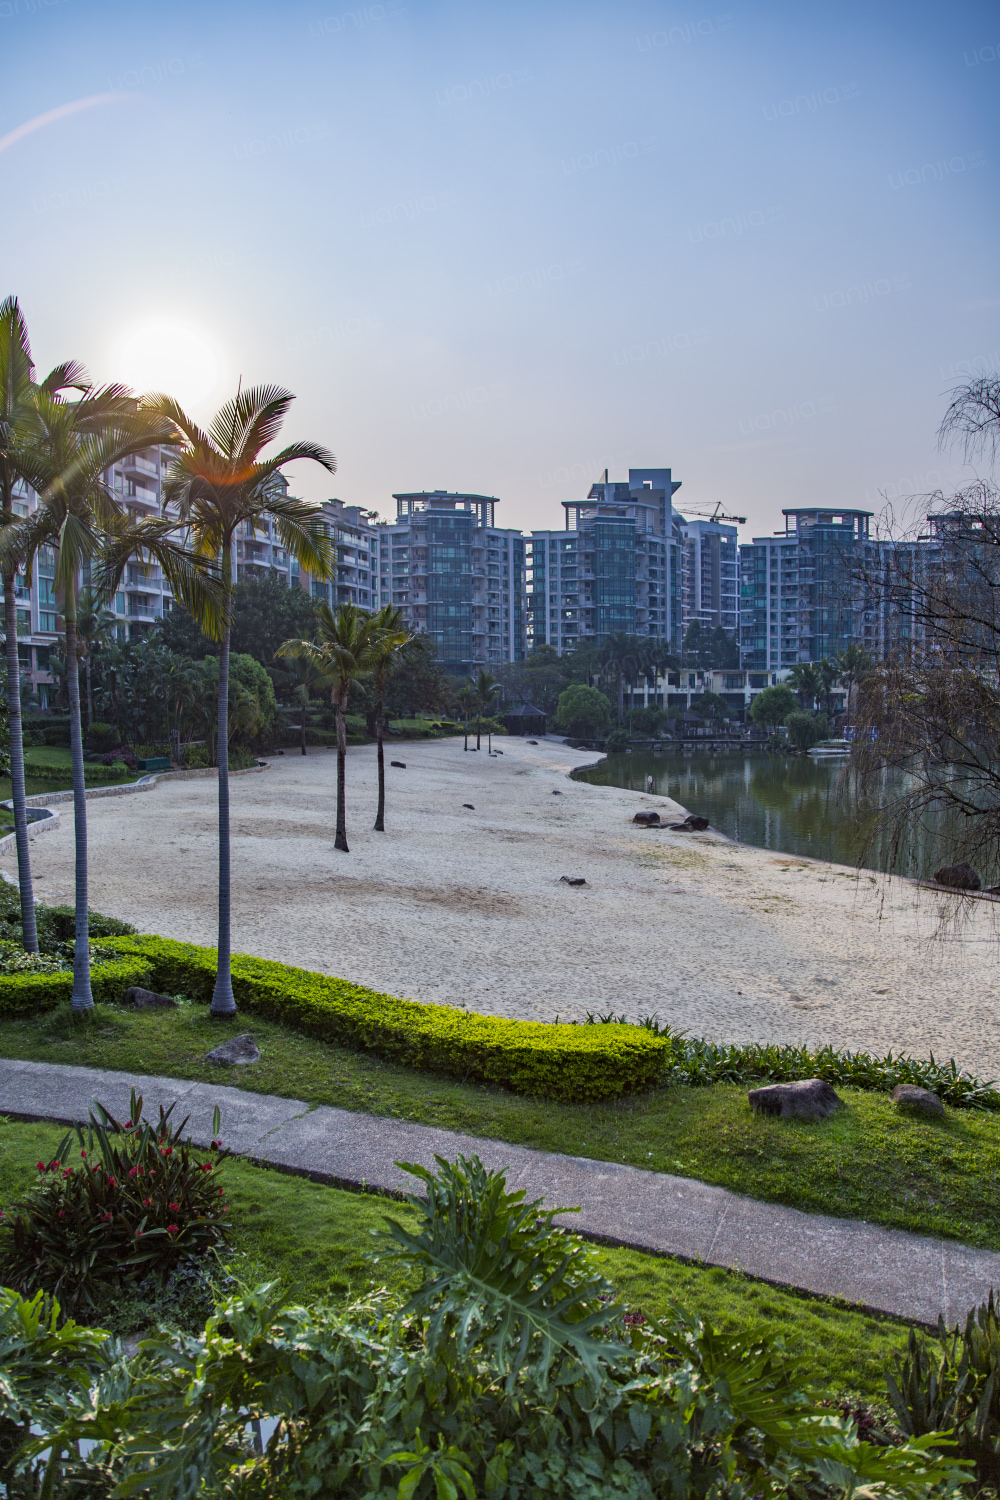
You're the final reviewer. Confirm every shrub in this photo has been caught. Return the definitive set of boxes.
[786,711,824,751]
[0,956,151,1016]
[749,683,797,729]
[182,743,210,769]
[0,1087,230,1309]
[556,682,610,738]
[102,935,667,1102]
[605,727,628,753]
[85,722,120,751]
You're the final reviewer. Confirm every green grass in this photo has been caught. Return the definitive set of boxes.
[2,1002,997,1251]
[0,1116,912,1398]
[18,747,137,787]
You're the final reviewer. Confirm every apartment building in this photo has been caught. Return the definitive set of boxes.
[526,468,684,653]
[300,497,376,611]
[680,518,739,634]
[370,491,525,672]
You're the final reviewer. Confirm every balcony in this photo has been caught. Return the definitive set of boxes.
[124,456,158,477]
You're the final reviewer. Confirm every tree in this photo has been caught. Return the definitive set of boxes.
[834,643,872,731]
[748,683,797,730]
[473,668,500,752]
[787,663,822,711]
[456,683,477,751]
[160,570,319,666]
[556,683,611,738]
[0,297,85,954]
[365,607,412,831]
[74,588,117,730]
[382,635,450,718]
[938,374,1000,470]
[691,690,728,721]
[272,651,333,756]
[681,621,739,670]
[7,385,214,1009]
[785,711,826,751]
[278,603,375,853]
[152,384,334,1016]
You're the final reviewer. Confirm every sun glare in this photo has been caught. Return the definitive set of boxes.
[110,315,224,412]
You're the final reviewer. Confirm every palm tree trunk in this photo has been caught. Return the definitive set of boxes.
[618,672,624,722]
[476,713,481,751]
[300,700,307,756]
[84,654,93,730]
[463,717,468,751]
[335,684,349,852]
[4,579,38,953]
[374,687,385,831]
[211,613,237,1016]
[64,601,93,1010]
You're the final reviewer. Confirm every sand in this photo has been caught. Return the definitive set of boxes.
[4,737,998,1079]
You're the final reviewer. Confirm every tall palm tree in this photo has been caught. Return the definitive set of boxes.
[834,643,873,734]
[366,605,412,831]
[473,667,500,751]
[5,388,217,1009]
[0,297,85,953]
[272,652,334,757]
[150,385,335,1016]
[278,602,375,852]
[74,588,117,730]
[787,662,822,711]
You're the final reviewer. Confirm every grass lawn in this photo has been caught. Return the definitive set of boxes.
[0,1115,912,1398]
[15,747,138,789]
[2,1001,998,1251]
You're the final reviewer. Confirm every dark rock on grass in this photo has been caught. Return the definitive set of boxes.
[390,760,406,768]
[933,862,981,890]
[124,986,178,1011]
[891,1083,944,1116]
[560,875,587,886]
[206,1033,261,1066]
[633,811,661,825]
[669,814,710,832]
[748,1078,843,1120]
[462,803,475,810]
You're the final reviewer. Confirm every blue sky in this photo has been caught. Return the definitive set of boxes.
[2,0,997,536]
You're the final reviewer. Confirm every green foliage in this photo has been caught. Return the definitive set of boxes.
[0,957,150,1017]
[605,727,629,752]
[226,651,279,733]
[182,742,210,768]
[887,1291,1000,1489]
[749,683,797,728]
[556,682,610,737]
[690,690,729,721]
[0,1087,230,1310]
[0,880,136,957]
[681,621,739,670]
[102,934,668,1102]
[0,1155,969,1500]
[786,711,824,751]
[627,706,670,737]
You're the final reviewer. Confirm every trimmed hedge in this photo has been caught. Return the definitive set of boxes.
[101,936,667,1102]
[0,957,152,1016]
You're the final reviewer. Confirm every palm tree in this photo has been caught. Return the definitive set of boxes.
[278,602,375,852]
[74,588,117,730]
[456,683,477,751]
[599,633,644,722]
[787,662,822,711]
[364,606,413,830]
[272,651,334,757]
[834,643,873,734]
[5,387,216,1009]
[150,385,335,1016]
[0,297,85,953]
[473,668,500,752]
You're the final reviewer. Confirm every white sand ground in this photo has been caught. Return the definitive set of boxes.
[4,738,999,1079]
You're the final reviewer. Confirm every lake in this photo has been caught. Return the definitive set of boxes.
[573,750,968,880]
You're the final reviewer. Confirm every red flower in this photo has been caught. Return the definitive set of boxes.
[136,1229,143,1238]
[80,1150,87,1159]
[107,1176,116,1186]
[218,1188,224,1196]
[200,1163,212,1172]
[143,1197,152,1207]
[128,1167,139,1179]
[160,1146,174,1157]
[167,1224,179,1235]
[103,1212,112,1222]
[49,1160,59,1170]
[62,1168,72,1179]
[58,1210,65,1219]
[125,1120,133,1128]
[36,1161,45,1172]
[169,1201,180,1211]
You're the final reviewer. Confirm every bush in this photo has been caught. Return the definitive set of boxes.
[605,727,628,753]
[102,935,668,1103]
[749,683,797,729]
[85,722,119,751]
[182,743,209,769]
[556,683,610,738]
[786,711,824,751]
[0,956,151,1016]
[0,1087,230,1309]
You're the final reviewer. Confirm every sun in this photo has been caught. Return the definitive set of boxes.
[110,315,224,411]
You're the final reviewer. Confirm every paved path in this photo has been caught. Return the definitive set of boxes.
[1,1058,997,1328]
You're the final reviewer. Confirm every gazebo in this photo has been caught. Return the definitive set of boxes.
[503,701,548,737]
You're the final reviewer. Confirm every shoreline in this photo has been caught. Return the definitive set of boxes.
[1,736,996,1079]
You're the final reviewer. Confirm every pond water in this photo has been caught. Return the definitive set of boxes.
[573,751,969,880]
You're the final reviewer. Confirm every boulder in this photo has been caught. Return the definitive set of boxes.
[633,811,661,825]
[748,1078,843,1120]
[933,862,981,890]
[390,760,406,768]
[669,814,710,832]
[527,740,538,745]
[124,986,178,1011]
[462,803,475,809]
[891,1083,944,1116]
[205,1033,260,1066]
[560,875,587,886]
[552,789,562,795]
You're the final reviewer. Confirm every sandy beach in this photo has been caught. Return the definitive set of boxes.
[4,737,998,1079]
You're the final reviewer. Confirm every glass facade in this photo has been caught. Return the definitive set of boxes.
[427,511,474,668]
[591,519,636,636]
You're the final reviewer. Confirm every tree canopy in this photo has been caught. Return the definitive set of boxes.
[556,682,611,737]
[748,683,797,728]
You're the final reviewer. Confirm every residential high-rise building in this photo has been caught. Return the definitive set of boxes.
[371,491,525,671]
[526,468,684,653]
[679,518,739,634]
[300,497,376,611]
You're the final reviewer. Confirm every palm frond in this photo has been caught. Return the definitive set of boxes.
[39,359,88,395]
[267,439,337,474]
[208,384,294,461]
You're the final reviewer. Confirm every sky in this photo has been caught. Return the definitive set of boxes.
[2,0,998,539]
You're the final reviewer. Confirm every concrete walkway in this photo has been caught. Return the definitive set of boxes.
[1,1057,996,1328]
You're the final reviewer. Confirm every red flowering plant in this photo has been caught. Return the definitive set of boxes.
[0,1088,230,1309]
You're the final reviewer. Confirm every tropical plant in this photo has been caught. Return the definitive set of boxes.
[473,666,500,752]
[365,605,412,830]
[278,602,375,852]
[272,650,334,756]
[151,384,335,1015]
[3,386,216,1010]
[456,681,477,751]
[787,661,823,710]
[748,682,797,730]
[73,587,117,730]
[785,710,826,752]
[690,689,728,721]
[835,642,873,731]
[0,296,86,955]
[0,1087,230,1311]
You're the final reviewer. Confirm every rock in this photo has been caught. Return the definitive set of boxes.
[527,739,538,745]
[748,1078,843,1120]
[494,750,503,754]
[891,1083,944,1116]
[462,803,475,809]
[933,862,981,890]
[633,811,661,825]
[560,875,587,885]
[669,814,710,832]
[390,760,406,768]
[206,1033,260,1066]
[124,986,178,1011]
[552,789,562,795]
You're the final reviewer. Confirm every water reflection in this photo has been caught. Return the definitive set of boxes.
[573,752,967,878]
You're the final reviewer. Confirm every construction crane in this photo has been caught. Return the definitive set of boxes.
[681,501,747,525]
